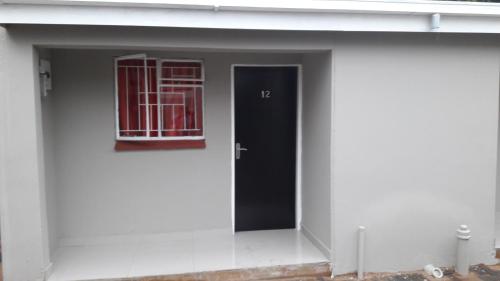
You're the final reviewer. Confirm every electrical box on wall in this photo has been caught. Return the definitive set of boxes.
[39,59,52,97]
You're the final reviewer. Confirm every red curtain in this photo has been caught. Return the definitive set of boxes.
[117,59,148,137]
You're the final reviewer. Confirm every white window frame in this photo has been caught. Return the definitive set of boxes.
[114,55,205,141]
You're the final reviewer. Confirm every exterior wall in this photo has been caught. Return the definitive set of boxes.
[2,25,500,279]
[301,52,333,257]
[0,28,51,281]
[48,49,301,241]
[497,114,500,216]
[0,25,7,280]
[332,41,499,273]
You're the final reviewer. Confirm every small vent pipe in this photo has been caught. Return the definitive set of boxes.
[358,226,366,280]
[456,225,471,276]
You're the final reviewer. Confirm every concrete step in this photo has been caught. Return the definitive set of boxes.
[95,262,332,281]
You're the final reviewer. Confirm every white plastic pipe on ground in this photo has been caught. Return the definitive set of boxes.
[424,264,443,278]
[456,225,471,276]
[358,226,366,280]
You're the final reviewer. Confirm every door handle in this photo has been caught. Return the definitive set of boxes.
[235,143,248,160]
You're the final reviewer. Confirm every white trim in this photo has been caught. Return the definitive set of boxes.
[114,53,147,61]
[6,3,500,34]
[230,64,302,233]
[300,223,331,260]
[296,65,303,230]
[156,57,162,138]
[231,66,235,234]
[144,55,150,137]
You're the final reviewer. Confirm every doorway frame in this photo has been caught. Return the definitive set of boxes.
[230,64,303,233]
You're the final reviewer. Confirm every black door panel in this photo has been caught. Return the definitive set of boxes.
[234,66,298,232]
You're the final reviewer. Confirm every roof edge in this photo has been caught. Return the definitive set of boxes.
[4,0,500,16]
[3,0,500,34]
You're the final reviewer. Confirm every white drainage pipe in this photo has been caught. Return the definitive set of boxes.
[358,226,366,280]
[424,264,444,279]
[456,225,471,276]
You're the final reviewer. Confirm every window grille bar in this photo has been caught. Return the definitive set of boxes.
[125,69,130,131]
[143,57,150,137]
[149,104,154,136]
[138,92,187,95]
[171,105,175,129]
[159,84,204,88]
[137,68,141,132]
[194,86,198,130]
[161,129,201,132]
[139,103,185,106]
[162,66,199,69]
[183,92,187,130]
[148,68,154,133]
[156,59,162,137]
[118,65,157,69]
[161,78,203,82]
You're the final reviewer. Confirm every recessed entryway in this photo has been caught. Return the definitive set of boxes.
[36,48,333,281]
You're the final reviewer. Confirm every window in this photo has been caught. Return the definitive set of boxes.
[114,54,205,150]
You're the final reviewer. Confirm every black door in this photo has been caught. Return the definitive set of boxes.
[234,66,298,232]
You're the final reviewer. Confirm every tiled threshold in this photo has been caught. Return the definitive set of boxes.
[48,229,329,281]
[77,262,332,281]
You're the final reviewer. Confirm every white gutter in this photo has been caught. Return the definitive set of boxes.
[4,0,500,16]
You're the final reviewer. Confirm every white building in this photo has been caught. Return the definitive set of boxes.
[1,1,500,280]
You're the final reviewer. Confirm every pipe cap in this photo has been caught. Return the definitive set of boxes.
[456,225,471,240]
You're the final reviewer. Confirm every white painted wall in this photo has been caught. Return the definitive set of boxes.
[47,49,302,241]
[332,41,499,273]
[496,111,500,243]
[0,25,7,281]
[3,25,500,278]
[0,29,51,281]
[496,111,500,215]
[300,52,333,258]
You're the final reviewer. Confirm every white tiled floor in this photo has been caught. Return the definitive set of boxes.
[48,229,328,281]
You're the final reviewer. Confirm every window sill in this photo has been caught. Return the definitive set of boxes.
[115,139,206,151]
